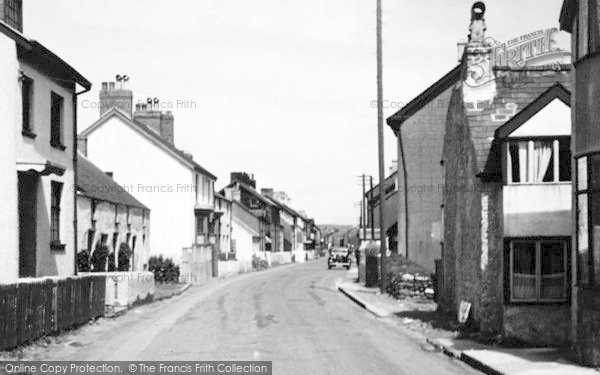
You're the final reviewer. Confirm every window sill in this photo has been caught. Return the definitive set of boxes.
[50,241,66,251]
[505,299,569,306]
[50,142,66,151]
[22,130,37,139]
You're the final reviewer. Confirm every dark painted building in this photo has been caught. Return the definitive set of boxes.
[560,0,600,365]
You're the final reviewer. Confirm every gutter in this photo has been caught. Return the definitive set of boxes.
[397,129,409,259]
[73,83,92,276]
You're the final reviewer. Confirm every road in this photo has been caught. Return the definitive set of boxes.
[32,259,480,375]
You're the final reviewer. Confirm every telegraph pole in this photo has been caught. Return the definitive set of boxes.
[361,174,367,241]
[376,0,387,292]
[370,176,375,239]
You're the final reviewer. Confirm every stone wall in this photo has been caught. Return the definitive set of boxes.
[503,305,570,346]
[576,287,600,365]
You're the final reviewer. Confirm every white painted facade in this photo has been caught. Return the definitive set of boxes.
[215,194,232,254]
[0,31,20,283]
[0,24,89,283]
[80,110,215,264]
[502,96,572,237]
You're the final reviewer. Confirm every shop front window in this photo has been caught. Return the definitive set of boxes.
[576,154,600,285]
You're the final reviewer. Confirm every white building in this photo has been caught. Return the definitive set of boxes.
[231,200,262,267]
[77,154,150,271]
[78,83,217,264]
[0,8,91,283]
[215,192,232,256]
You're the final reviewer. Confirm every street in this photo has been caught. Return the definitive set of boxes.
[28,260,481,375]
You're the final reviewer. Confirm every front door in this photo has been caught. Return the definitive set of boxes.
[18,172,37,277]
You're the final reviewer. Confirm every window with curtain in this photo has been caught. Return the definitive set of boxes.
[509,239,568,303]
[507,138,570,184]
[50,181,63,247]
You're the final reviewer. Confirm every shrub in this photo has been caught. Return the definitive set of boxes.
[90,243,109,272]
[252,254,268,271]
[77,250,91,272]
[107,252,116,272]
[118,243,132,271]
[148,255,180,283]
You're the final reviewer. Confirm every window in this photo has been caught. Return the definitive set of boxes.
[576,154,600,285]
[100,233,108,245]
[50,181,64,249]
[508,238,569,303]
[507,138,570,183]
[112,232,118,252]
[21,75,34,136]
[50,92,64,149]
[86,229,95,252]
[3,0,22,31]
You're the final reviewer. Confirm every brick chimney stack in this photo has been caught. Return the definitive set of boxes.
[463,2,496,110]
[99,77,133,118]
[133,100,175,144]
[0,0,23,32]
[230,172,256,188]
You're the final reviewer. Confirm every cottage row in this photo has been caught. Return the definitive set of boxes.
[0,2,321,285]
[365,1,600,366]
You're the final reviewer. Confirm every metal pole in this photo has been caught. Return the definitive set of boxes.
[362,174,367,241]
[377,0,387,292]
[369,176,375,239]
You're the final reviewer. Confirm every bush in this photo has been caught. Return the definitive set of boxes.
[90,243,109,272]
[77,250,91,272]
[252,254,268,271]
[107,252,116,271]
[118,243,132,271]
[148,255,180,283]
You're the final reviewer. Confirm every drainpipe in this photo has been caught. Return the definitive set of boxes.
[398,129,409,259]
[73,84,91,276]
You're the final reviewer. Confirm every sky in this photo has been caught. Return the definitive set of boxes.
[24,0,566,225]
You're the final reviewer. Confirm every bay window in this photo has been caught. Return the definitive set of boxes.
[506,138,570,183]
[508,238,569,303]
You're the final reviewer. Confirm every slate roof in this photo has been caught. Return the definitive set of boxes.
[79,108,216,179]
[387,65,461,131]
[0,21,91,89]
[365,172,397,200]
[466,66,572,179]
[77,154,148,210]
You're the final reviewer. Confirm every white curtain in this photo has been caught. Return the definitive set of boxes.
[532,141,552,182]
[518,142,528,183]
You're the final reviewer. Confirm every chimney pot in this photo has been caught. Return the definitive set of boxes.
[101,82,108,90]
[108,82,115,91]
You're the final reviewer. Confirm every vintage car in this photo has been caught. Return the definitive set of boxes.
[328,247,352,269]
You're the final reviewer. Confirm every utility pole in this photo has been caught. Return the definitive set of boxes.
[361,174,367,241]
[370,176,375,239]
[376,0,387,292]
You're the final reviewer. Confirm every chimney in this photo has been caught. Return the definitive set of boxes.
[99,76,133,118]
[261,188,274,198]
[389,160,398,174]
[1,0,23,32]
[133,99,175,144]
[230,172,256,188]
[463,2,496,110]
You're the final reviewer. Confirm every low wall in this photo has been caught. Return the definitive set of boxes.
[180,245,214,284]
[291,250,316,263]
[0,275,105,350]
[266,251,292,266]
[82,272,155,309]
[217,260,252,278]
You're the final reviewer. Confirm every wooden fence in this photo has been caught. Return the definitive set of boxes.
[0,275,105,351]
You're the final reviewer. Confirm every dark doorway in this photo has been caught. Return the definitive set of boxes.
[18,172,37,277]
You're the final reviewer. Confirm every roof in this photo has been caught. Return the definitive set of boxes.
[463,66,572,179]
[265,195,307,221]
[231,200,261,236]
[214,191,232,202]
[221,181,275,208]
[494,83,571,139]
[386,65,461,131]
[365,172,397,199]
[79,108,216,179]
[0,22,90,90]
[77,154,148,210]
[559,0,577,33]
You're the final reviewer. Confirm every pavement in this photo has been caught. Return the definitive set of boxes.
[3,258,479,375]
[337,268,600,375]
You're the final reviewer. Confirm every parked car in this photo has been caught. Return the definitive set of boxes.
[328,247,352,270]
